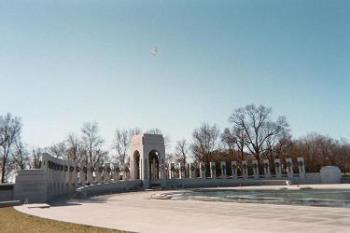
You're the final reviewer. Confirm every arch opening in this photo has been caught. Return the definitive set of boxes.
[149,150,160,180]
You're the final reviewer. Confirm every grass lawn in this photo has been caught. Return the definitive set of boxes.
[0,207,130,233]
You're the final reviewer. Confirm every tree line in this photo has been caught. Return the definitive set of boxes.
[1,104,349,183]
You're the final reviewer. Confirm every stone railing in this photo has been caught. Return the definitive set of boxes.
[165,157,306,180]
[14,153,124,203]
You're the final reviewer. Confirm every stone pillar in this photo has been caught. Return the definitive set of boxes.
[286,158,294,178]
[46,159,53,197]
[263,159,270,178]
[168,163,175,179]
[185,163,190,178]
[252,160,259,179]
[69,162,75,191]
[105,163,112,182]
[159,163,165,181]
[76,165,81,185]
[113,163,120,181]
[81,166,87,185]
[297,157,305,179]
[189,163,196,178]
[51,159,57,196]
[199,162,206,178]
[64,161,69,193]
[54,159,61,195]
[210,162,216,178]
[220,161,227,177]
[231,161,237,178]
[242,161,248,179]
[67,161,72,192]
[179,163,185,179]
[72,162,78,187]
[41,154,49,171]
[58,161,63,195]
[274,159,282,178]
[86,164,93,184]
[96,165,103,183]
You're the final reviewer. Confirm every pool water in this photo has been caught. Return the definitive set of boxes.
[166,189,350,208]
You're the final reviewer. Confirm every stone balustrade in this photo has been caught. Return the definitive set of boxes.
[163,157,306,180]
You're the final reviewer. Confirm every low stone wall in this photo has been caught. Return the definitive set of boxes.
[165,178,288,188]
[76,180,143,198]
[292,173,321,184]
[10,171,323,203]
[14,170,48,203]
[0,184,14,201]
[165,173,322,189]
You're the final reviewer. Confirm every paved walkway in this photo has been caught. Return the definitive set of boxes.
[15,184,350,233]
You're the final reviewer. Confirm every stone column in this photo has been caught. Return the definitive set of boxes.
[57,160,62,195]
[297,157,305,179]
[46,159,53,197]
[231,161,237,179]
[58,160,63,195]
[105,163,112,182]
[67,162,72,192]
[179,163,185,179]
[81,166,87,185]
[210,162,216,178]
[159,163,165,181]
[274,159,282,178]
[286,158,294,178]
[168,163,175,179]
[189,163,196,178]
[64,162,69,193]
[72,162,78,187]
[96,165,103,183]
[52,159,57,194]
[113,163,120,181]
[102,164,107,182]
[263,159,270,178]
[252,160,259,179]
[86,164,93,184]
[220,161,227,177]
[56,159,63,195]
[76,165,81,186]
[185,163,190,178]
[41,154,49,171]
[69,162,75,191]
[242,161,248,179]
[199,162,206,178]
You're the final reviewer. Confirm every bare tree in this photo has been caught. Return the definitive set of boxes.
[80,122,108,167]
[175,139,188,165]
[65,133,82,162]
[30,148,44,169]
[48,142,66,159]
[191,123,220,164]
[229,104,289,167]
[0,113,22,183]
[112,128,141,168]
[221,128,236,151]
[11,138,30,170]
[233,126,248,161]
[221,127,247,161]
[146,128,162,134]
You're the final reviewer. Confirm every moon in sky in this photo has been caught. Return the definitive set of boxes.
[151,46,159,56]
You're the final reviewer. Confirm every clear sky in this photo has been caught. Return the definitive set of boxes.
[0,0,349,149]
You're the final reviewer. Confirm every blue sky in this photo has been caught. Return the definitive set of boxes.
[0,0,349,149]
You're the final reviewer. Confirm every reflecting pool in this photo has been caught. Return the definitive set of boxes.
[161,189,350,208]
